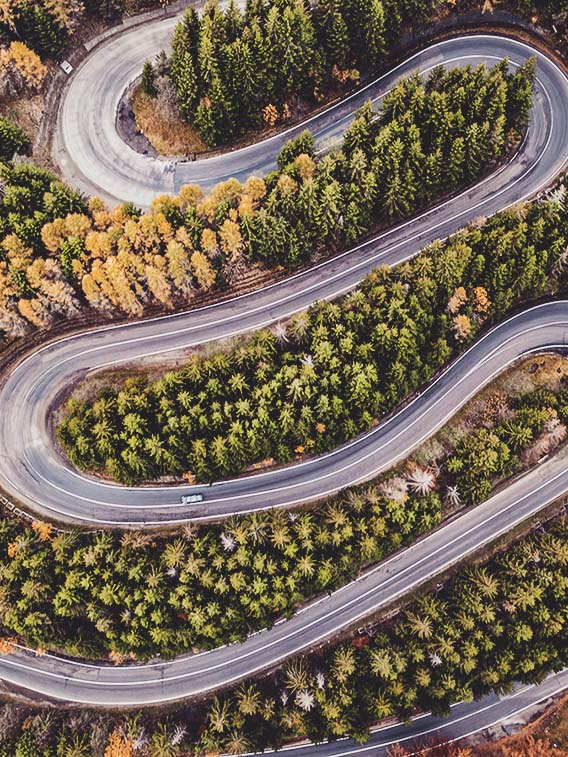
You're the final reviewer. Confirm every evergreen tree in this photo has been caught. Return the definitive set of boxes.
[446,136,465,188]
[506,57,537,130]
[141,61,155,96]
[198,24,221,89]
[175,52,199,121]
[463,122,482,180]
[315,0,350,72]
[276,130,315,170]
[87,0,123,20]
[0,116,29,161]
[342,101,375,160]
[225,0,244,41]
[247,18,273,102]
[224,39,260,126]
[266,0,320,100]
[171,8,201,77]
[202,0,227,48]
[365,0,387,69]
[16,1,65,57]
[244,0,273,25]
[381,0,403,42]
[195,76,234,146]
[343,0,386,68]
[59,237,85,281]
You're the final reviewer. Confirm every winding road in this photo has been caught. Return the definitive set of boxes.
[53,15,568,213]
[0,10,567,745]
[5,34,568,527]
[3,433,568,705]
[57,16,556,207]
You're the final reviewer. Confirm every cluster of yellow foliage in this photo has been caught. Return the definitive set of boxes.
[262,103,279,126]
[0,41,47,97]
[104,729,134,757]
[31,519,53,541]
[447,284,491,342]
[7,540,19,558]
[453,313,472,342]
[109,649,136,665]
[294,438,315,455]
[447,285,468,314]
[0,168,301,337]
[0,636,16,655]
[0,0,83,34]
[43,0,84,34]
[262,102,292,126]
[473,285,491,315]
[331,65,360,85]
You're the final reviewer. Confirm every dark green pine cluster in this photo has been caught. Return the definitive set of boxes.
[0,117,29,162]
[166,0,392,146]
[163,0,536,148]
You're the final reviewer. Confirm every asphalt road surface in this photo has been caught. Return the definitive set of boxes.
[3,429,568,705]
[54,22,568,210]
[5,34,568,526]
[0,14,567,736]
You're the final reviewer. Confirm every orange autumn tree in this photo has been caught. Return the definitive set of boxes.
[0,0,22,32]
[104,728,134,757]
[43,0,84,34]
[0,41,46,98]
[31,520,53,541]
[7,41,47,88]
[0,637,16,655]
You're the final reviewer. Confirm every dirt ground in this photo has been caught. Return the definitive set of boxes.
[128,79,325,158]
[0,93,44,142]
[131,86,207,156]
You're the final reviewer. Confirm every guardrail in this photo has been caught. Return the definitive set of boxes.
[0,494,74,534]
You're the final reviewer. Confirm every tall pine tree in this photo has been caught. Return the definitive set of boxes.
[315,0,350,72]
[175,52,199,121]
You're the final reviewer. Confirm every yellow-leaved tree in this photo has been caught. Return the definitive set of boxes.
[8,41,48,89]
[104,728,134,757]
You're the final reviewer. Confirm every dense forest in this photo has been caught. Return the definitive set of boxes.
[192,514,568,753]
[0,0,123,59]
[58,194,568,484]
[0,0,565,103]
[3,508,568,754]
[0,59,533,343]
[155,0,563,147]
[1,344,566,660]
[0,2,567,757]
[3,0,567,64]
[0,462,440,659]
[163,0,392,146]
